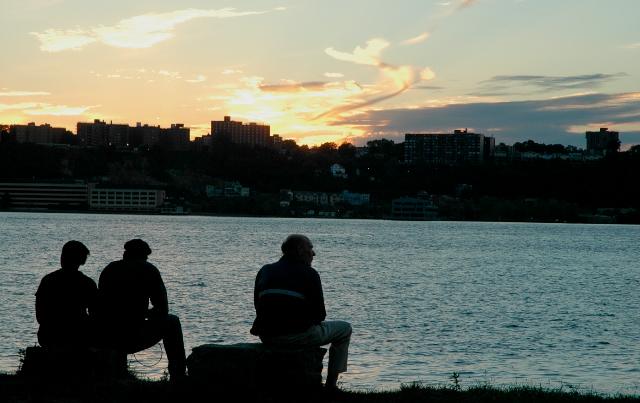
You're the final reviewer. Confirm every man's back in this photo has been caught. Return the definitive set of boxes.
[36,269,97,347]
[252,256,326,337]
[97,259,167,327]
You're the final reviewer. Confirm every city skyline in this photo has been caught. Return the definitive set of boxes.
[1,0,639,147]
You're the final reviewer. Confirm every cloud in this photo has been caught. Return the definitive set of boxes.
[31,29,97,52]
[324,72,344,78]
[325,38,390,66]
[0,91,51,97]
[476,73,627,94]
[0,102,40,112]
[259,81,328,93]
[24,104,94,116]
[32,8,268,52]
[222,68,244,75]
[0,102,94,115]
[622,42,640,49]
[186,74,207,83]
[401,32,430,46]
[329,92,640,146]
[319,39,436,119]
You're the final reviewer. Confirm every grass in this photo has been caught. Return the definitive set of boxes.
[1,372,640,403]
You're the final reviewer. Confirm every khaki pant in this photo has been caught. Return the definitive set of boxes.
[260,320,352,375]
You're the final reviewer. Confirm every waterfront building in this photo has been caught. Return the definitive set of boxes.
[211,116,271,148]
[11,122,70,144]
[391,195,438,220]
[0,182,88,209]
[404,129,490,165]
[88,186,165,212]
[586,128,620,155]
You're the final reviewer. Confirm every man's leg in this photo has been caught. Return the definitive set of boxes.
[125,315,186,380]
[161,314,186,379]
[317,321,352,388]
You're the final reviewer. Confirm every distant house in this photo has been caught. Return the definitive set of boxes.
[341,190,370,206]
[330,163,347,178]
[206,181,250,198]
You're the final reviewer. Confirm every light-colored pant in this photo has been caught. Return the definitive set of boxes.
[260,320,352,375]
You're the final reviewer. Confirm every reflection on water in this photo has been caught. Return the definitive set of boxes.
[1,212,639,394]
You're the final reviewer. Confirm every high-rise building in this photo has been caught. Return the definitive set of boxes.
[160,123,190,150]
[586,128,620,155]
[77,119,129,147]
[404,129,489,164]
[11,122,69,144]
[211,116,271,148]
[129,123,161,148]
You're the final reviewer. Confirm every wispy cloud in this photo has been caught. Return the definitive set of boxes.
[324,72,344,78]
[319,39,436,119]
[476,73,627,95]
[621,42,640,49]
[32,8,269,52]
[25,104,95,116]
[0,102,94,115]
[186,74,207,83]
[325,38,390,67]
[401,32,430,46]
[222,68,244,75]
[0,91,51,97]
[259,81,329,93]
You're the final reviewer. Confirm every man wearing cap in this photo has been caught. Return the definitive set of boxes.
[251,234,352,391]
[96,239,186,380]
[36,240,97,349]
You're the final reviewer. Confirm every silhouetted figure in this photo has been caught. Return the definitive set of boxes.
[36,240,97,349]
[96,239,186,380]
[251,234,352,391]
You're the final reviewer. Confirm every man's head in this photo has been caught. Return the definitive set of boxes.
[60,240,90,270]
[281,234,315,266]
[123,239,152,261]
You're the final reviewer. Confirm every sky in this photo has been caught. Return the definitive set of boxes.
[1,0,639,147]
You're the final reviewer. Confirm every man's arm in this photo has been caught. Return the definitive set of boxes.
[309,270,327,323]
[148,265,169,319]
[35,278,49,325]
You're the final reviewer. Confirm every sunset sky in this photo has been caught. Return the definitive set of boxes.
[1,0,639,146]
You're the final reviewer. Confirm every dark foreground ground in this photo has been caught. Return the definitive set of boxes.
[1,373,639,403]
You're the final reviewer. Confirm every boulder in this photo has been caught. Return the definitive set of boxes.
[186,343,326,392]
[19,346,128,381]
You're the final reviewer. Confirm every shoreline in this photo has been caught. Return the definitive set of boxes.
[1,372,639,402]
[1,208,639,226]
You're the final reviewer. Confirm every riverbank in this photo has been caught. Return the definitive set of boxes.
[2,207,640,226]
[1,373,639,403]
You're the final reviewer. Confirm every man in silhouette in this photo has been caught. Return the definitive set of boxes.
[36,240,97,349]
[96,239,186,380]
[251,234,352,391]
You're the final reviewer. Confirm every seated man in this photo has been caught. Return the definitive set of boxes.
[96,239,186,380]
[251,234,352,390]
[36,241,97,349]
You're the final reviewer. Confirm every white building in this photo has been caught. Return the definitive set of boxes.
[89,186,165,211]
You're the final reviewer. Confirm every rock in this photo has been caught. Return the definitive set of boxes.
[19,346,128,380]
[186,343,326,392]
